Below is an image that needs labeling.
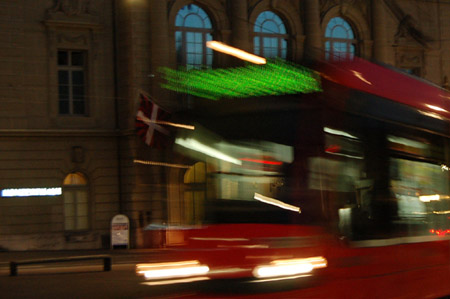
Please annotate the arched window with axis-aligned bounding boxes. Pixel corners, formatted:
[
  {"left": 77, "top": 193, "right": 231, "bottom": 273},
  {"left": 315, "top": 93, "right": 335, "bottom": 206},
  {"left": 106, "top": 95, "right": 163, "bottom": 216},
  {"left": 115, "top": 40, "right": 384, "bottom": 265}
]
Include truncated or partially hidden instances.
[
  {"left": 175, "top": 4, "right": 213, "bottom": 69},
  {"left": 63, "top": 172, "right": 89, "bottom": 231},
  {"left": 325, "top": 17, "right": 357, "bottom": 60},
  {"left": 254, "top": 11, "right": 288, "bottom": 59}
]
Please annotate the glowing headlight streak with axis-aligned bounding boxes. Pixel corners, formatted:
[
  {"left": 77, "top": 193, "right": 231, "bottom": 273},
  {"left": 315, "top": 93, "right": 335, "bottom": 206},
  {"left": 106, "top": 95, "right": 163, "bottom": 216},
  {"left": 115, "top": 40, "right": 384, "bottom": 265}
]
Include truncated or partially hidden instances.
[
  {"left": 1, "top": 187, "right": 62, "bottom": 197},
  {"left": 160, "top": 59, "right": 322, "bottom": 100},
  {"left": 136, "top": 260, "right": 209, "bottom": 280},
  {"left": 253, "top": 256, "right": 327, "bottom": 279},
  {"left": 175, "top": 138, "right": 242, "bottom": 165},
  {"left": 207, "top": 41, "right": 266, "bottom": 65},
  {"left": 254, "top": 192, "right": 301, "bottom": 213},
  {"left": 419, "top": 194, "right": 440, "bottom": 202}
]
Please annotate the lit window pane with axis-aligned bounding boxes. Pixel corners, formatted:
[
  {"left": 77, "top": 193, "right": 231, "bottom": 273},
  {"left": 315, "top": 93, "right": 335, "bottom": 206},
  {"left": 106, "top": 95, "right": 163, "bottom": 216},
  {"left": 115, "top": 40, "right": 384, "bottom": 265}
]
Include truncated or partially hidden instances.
[
  {"left": 65, "top": 217, "right": 75, "bottom": 230},
  {"left": 77, "top": 217, "right": 89, "bottom": 230},
  {"left": 254, "top": 11, "right": 288, "bottom": 58},
  {"left": 63, "top": 175, "right": 89, "bottom": 231},
  {"left": 325, "top": 17, "right": 356, "bottom": 60},
  {"left": 175, "top": 4, "right": 213, "bottom": 69}
]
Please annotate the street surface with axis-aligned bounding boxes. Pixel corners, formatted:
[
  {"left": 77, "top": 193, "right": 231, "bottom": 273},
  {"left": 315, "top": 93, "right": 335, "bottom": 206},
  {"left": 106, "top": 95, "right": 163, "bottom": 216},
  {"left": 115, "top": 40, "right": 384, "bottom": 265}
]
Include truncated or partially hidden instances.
[{"left": 0, "top": 249, "right": 201, "bottom": 299}]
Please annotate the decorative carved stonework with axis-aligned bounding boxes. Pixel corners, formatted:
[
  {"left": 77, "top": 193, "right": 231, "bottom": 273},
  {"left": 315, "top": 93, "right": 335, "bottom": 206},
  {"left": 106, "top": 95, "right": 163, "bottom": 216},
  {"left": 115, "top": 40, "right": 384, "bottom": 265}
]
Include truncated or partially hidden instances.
[
  {"left": 45, "top": 0, "right": 102, "bottom": 25},
  {"left": 320, "top": 0, "right": 369, "bottom": 21},
  {"left": 395, "top": 47, "right": 424, "bottom": 76},
  {"left": 57, "top": 32, "right": 88, "bottom": 45},
  {"left": 49, "top": 0, "right": 92, "bottom": 16},
  {"left": 394, "top": 15, "right": 428, "bottom": 47}
]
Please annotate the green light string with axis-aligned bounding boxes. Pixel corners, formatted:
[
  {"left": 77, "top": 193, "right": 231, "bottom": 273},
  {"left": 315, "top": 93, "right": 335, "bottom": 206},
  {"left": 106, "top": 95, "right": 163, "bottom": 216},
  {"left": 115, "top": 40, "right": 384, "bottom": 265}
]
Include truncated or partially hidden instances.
[{"left": 160, "top": 59, "right": 322, "bottom": 100}]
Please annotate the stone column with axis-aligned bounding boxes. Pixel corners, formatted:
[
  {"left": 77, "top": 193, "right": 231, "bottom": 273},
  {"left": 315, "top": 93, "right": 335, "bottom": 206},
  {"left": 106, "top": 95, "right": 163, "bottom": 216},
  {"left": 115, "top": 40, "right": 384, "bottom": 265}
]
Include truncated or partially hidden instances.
[
  {"left": 228, "top": 0, "right": 250, "bottom": 65},
  {"left": 372, "top": 0, "right": 388, "bottom": 62},
  {"left": 304, "top": 0, "right": 322, "bottom": 59},
  {"left": 149, "top": 0, "right": 172, "bottom": 107}
]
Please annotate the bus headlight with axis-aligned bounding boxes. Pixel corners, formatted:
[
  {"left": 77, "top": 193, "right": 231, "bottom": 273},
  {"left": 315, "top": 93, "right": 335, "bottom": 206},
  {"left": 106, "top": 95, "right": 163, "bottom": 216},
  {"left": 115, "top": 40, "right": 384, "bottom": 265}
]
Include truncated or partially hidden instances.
[{"left": 253, "top": 256, "right": 327, "bottom": 279}]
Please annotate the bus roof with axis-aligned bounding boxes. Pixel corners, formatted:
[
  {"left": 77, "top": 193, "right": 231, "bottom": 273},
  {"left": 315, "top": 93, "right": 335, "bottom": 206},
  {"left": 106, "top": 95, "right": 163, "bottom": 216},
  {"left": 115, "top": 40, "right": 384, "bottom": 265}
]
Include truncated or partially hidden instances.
[{"left": 315, "top": 58, "right": 450, "bottom": 120}]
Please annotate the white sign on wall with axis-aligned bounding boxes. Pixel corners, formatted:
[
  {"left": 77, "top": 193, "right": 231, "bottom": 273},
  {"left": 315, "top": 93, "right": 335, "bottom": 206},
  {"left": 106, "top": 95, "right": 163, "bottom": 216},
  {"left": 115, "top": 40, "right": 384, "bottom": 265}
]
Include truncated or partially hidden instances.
[
  {"left": 1, "top": 187, "right": 62, "bottom": 197},
  {"left": 111, "top": 214, "right": 130, "bottom": 249}
]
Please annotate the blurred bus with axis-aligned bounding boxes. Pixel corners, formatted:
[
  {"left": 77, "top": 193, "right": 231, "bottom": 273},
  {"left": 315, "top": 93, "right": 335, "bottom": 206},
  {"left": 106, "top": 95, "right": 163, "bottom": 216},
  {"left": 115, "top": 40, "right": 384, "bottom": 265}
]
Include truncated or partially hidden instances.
[{"left": 136, "top": 57, "right": 450, "bottom": 298}]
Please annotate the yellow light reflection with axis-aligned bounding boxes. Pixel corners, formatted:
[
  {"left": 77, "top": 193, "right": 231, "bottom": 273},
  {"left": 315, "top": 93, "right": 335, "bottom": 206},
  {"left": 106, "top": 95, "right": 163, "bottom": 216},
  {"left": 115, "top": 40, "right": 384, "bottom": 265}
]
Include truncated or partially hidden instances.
[
  {"left": 136, "top": 260, "right": 209, "bottom": 280},
  {"left": 206, "top": 41, "right": 266, "bottom": 65},
  {"left": 253, "top": 256, "right": 327, "bottom": 279}
]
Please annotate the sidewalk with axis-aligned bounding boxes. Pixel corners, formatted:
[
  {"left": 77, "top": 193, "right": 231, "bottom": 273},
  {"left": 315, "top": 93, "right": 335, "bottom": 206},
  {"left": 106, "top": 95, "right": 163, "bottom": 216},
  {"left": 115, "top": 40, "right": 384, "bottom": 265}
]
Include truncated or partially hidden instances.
[{"left": 0, "top": 248, "right": 173, "bottom": 268}]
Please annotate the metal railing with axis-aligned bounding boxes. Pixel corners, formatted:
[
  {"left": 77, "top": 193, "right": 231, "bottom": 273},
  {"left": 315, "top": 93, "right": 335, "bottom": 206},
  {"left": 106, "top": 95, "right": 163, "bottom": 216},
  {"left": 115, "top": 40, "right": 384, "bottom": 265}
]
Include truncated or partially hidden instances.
[{"left": 9, "top": 255, "right": 112, "bottom": 276}]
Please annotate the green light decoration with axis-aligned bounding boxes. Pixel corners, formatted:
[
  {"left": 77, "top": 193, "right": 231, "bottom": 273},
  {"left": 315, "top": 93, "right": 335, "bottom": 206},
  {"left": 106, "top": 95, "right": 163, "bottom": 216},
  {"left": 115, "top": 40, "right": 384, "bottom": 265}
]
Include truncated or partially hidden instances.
[{"left": 160, "top": 59, "right": 322, "bottom": 100}]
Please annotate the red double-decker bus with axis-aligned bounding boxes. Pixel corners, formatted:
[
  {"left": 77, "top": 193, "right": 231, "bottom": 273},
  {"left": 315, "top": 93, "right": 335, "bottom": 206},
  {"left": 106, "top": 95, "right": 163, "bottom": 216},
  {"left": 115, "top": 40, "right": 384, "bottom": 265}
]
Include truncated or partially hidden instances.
[{"left": 137, "top": 57, "right": 450, "bottom": 298}]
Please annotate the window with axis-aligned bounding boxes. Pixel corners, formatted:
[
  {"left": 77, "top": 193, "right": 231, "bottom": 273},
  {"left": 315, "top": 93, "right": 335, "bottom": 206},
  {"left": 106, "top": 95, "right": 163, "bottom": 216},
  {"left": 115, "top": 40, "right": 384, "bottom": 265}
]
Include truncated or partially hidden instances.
[
  {"left": 254, "top": 11, "right": 288, "bottom": 59},
  {"left": 63, "top": 172, "right": 89, "bottom": 231},
  {"left": 57, "top": 50, "right": 86, "bottom": 115},
  {"left": 175, "top": 4, "right": 213, "bottom": 69},
  {"left": 325, "top": 17, "right": 357, "bottom": 60}
]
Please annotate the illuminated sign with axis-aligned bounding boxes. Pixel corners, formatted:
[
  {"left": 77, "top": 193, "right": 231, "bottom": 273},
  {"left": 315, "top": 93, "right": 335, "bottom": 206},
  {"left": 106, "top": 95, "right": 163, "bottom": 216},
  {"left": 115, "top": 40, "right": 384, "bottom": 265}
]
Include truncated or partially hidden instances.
[
  {"left": 161, "top": 59, "right": 322, "bottom": 100},
  {"left": 1, "top": 187, "right": 62, "bottom": 197}
]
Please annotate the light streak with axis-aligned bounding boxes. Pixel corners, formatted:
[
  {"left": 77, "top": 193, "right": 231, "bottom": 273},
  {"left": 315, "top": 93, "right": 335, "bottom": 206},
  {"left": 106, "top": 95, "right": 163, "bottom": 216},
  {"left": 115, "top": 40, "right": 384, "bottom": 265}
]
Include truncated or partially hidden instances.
[
  {"left": 324, "top": 127, "right": 358, "bottom": 139},
  {"left": 141, "top": 277, "right": 209, "bottom": 286},
  {"left": 133, "top": 159, "right": 191, "bottom": 169},
  {"left": 136, "top": 260, "right": 209, "bottom": 280},
  {"left": 425, "top": 104, "right": 447, "bottom": 113},
  {"left": 206, "top": 41, "right": 266, "bottom": 64},
  {"left": 254, "top": 192, "right": 301, "bottom": 213},
  {"left": 351, "top": 70, "right": 372, "bottom": 85},
  {"left": 253, "top": 256, "right": 327, "bottom": 279},
  {"left": 137, "top": 110, "right": 195, "bottom": 130},
  {"left": 175, "top": 138, "right": 242, "bottom": 165},
  {"left": 239, "top": 158, "right": 283, "bottom": 165},
  {"left": 419, "top": 194, "right": 440, "bottom": 202}
]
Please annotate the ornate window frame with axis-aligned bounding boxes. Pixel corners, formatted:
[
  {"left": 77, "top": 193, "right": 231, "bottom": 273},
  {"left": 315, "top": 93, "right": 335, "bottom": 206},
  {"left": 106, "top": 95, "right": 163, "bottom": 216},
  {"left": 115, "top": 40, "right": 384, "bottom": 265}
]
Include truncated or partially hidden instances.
[{"left": 44, "top": 2, "right": 102, "bottom": 128}]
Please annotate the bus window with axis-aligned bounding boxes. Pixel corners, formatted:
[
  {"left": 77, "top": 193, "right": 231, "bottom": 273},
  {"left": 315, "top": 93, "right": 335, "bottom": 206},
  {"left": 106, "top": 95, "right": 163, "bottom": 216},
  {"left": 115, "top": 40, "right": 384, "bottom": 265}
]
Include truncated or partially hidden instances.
[{"left": 323, "top": 114, "right": 450, "bottom": 241}]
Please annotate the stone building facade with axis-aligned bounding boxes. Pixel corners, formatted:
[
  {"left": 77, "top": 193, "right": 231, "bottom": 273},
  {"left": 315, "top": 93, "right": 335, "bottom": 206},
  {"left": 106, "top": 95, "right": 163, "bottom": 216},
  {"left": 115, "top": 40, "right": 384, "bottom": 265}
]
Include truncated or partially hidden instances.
[{"left": 0, "top": 0, "right": 449, "bottom": 250}]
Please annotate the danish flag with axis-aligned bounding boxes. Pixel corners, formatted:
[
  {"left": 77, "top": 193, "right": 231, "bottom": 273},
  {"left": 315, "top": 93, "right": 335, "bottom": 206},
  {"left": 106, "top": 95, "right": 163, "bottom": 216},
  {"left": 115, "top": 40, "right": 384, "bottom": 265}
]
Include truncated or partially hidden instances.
[{"left": 135, "top": 92, "right": 171, "bottom": 147}]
